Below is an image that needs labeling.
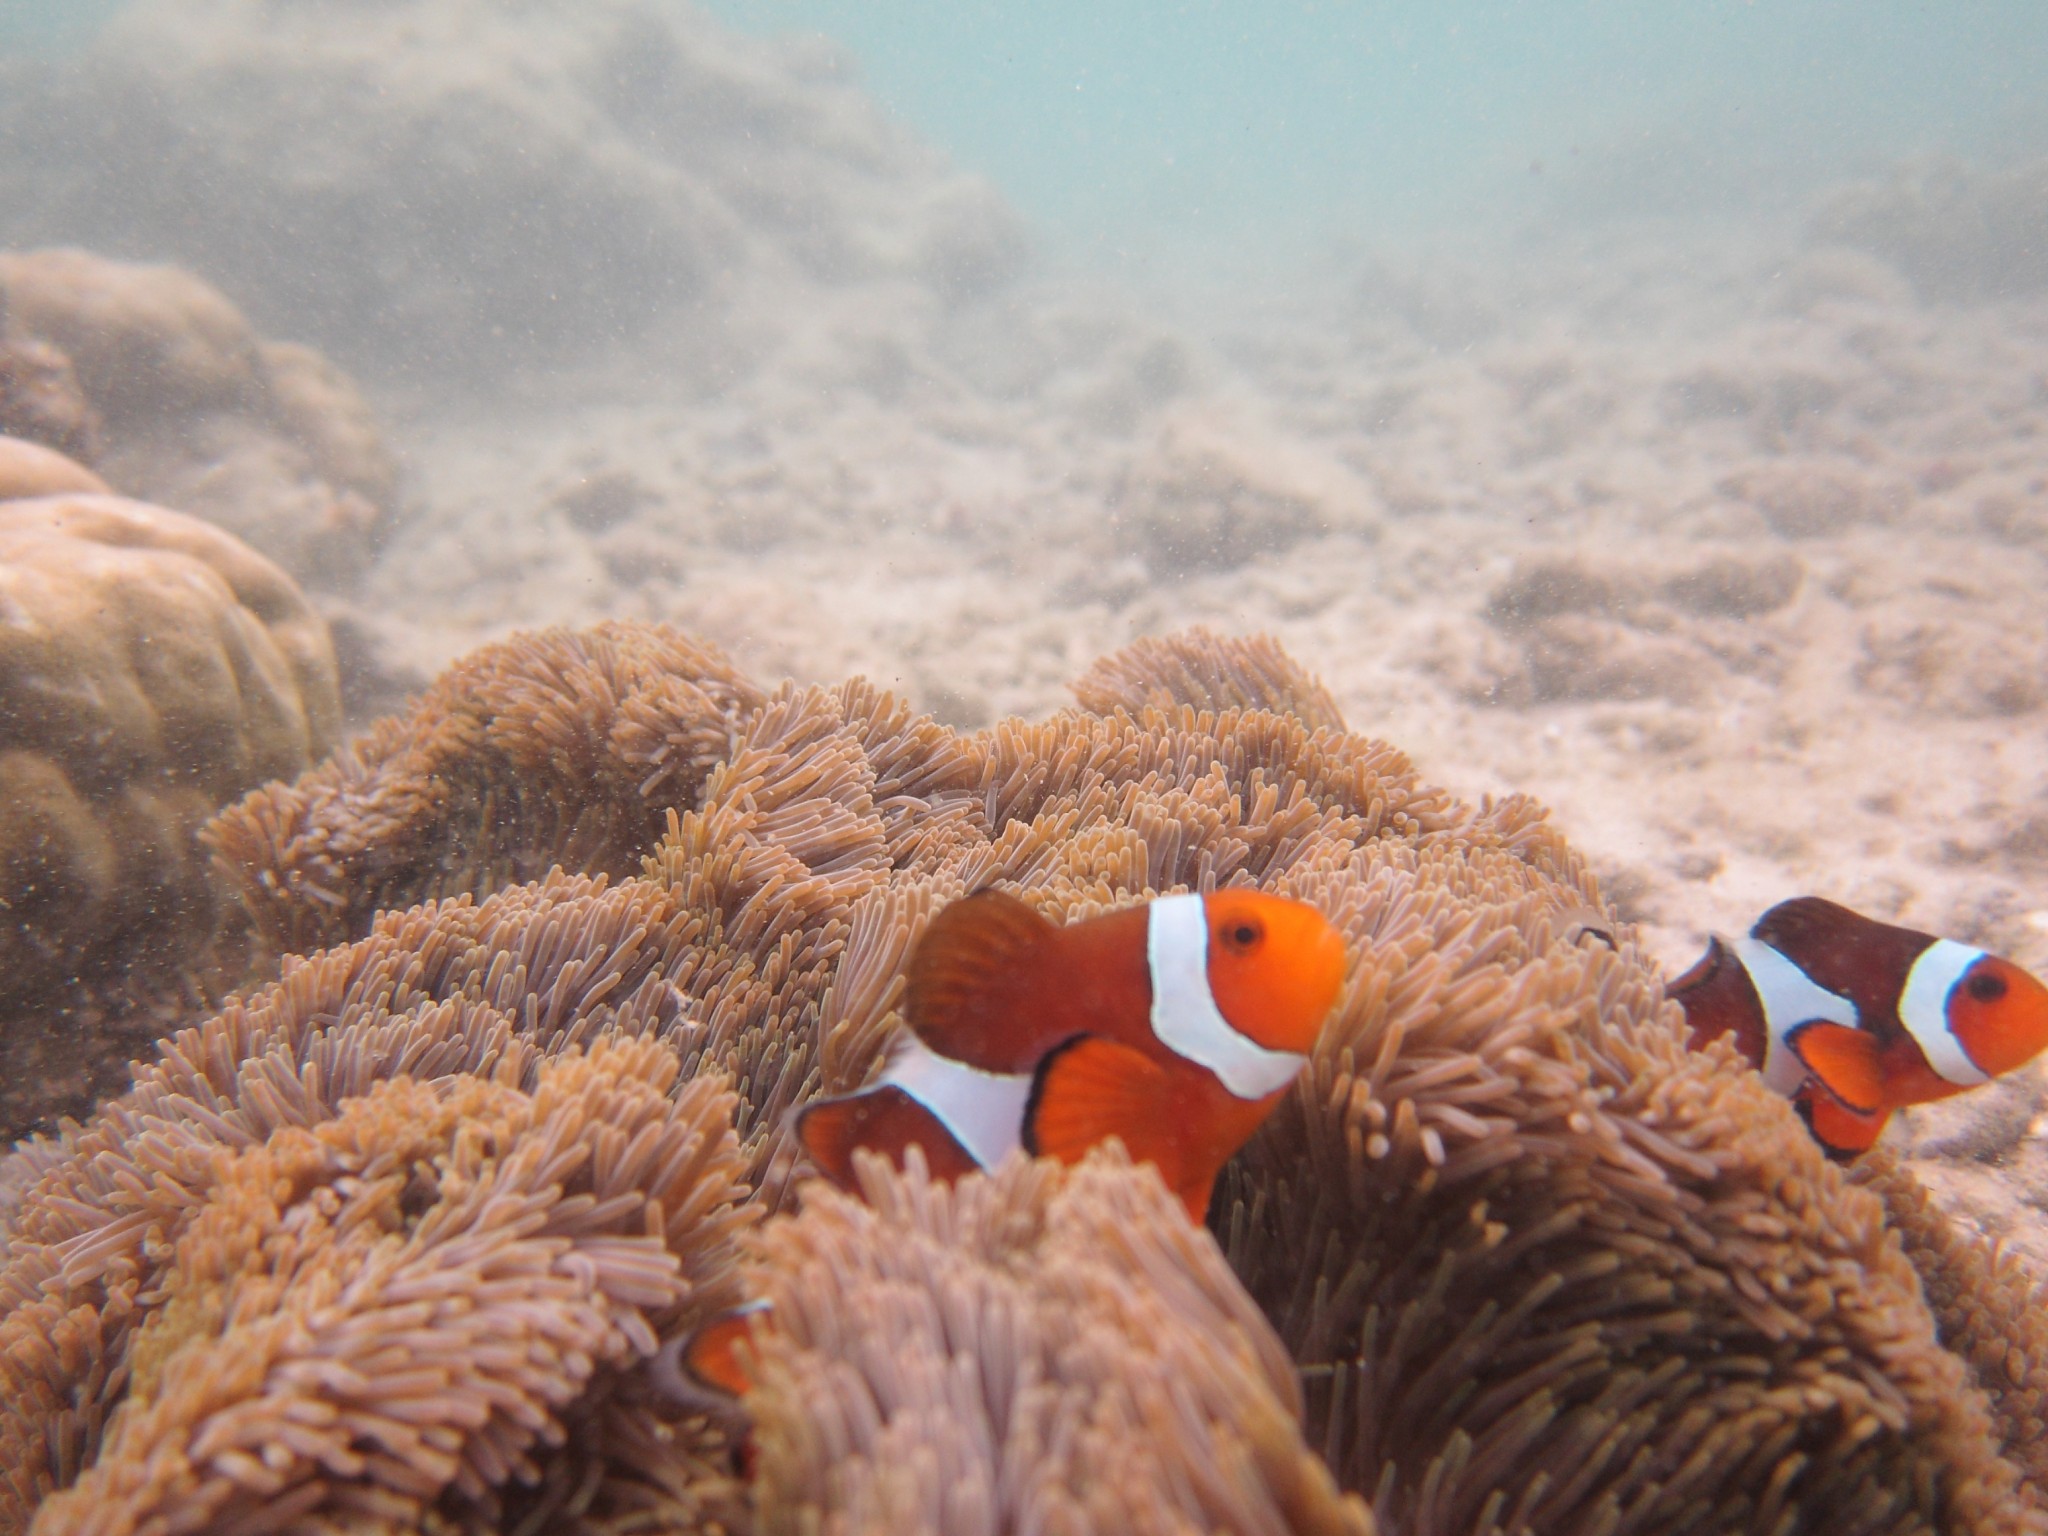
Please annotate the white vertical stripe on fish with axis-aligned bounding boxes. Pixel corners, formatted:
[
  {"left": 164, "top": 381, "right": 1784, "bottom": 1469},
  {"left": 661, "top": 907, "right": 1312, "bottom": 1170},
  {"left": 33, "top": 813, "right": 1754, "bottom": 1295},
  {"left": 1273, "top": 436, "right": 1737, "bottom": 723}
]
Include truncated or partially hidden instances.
[
  {"left": 1733, "top": 934, "right": 1860, "bottom": 1098},
  {"left": 884, "top": 1034, "right": 1034, "bottom": 1170},
  {"left": 1146, "top": 892, "right": 1307, "bottom": 1100},
  {"left": 1898, "top": 939, "right": 1992, "bottom": 1087}
]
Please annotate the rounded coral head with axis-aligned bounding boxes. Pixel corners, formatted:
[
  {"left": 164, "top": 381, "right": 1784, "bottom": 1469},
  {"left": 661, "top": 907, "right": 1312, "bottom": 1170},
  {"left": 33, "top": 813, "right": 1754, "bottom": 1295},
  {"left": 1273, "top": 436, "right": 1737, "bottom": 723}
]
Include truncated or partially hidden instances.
[
  {"left": 1201, "top": 890, "right": 1348, "bottom": 1055},
  {"left": 1949, "top": 953, "right": 2048, "bottom": 1079}
]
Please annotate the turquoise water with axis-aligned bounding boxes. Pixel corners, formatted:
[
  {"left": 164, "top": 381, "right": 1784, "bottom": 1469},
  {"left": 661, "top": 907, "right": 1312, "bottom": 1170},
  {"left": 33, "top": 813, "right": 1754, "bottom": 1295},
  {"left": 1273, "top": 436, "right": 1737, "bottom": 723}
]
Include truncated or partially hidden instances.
[
  {"left": 5, "top": 1, "right": 2044, "bottom": 269},
  {"left": 696, "top": 1, "right": 2048, "bottom": 262}
]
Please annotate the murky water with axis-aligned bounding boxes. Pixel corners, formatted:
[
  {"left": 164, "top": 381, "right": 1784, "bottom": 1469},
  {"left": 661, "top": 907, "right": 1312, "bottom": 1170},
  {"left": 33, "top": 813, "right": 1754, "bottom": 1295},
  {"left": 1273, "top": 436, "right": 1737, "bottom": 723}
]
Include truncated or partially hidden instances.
[{"left": 3, "top": 2, "right": 2048, "bottom": 1527}]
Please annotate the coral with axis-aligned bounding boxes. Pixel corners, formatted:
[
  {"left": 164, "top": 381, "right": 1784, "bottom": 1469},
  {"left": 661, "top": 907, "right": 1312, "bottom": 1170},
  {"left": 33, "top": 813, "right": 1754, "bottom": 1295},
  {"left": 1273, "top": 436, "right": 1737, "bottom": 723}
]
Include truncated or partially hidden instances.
[
  {"left": 0, "top": 326, "right": 98, "bottom": 463},
  {"left": 0, "top": 0, "right": 1027, "bottom": 377},
  {"left": 1463, "top": 551, "right": 1798, "bottom": 707},
  {"left": 0, "top": 435, "right": 107, "bottom": 500},
  {"left": 5, "top": 624, "right": 2041, "bottom": 1532},
  {"left": 741, "top": 1150, "right": 1372, "bottom": 1536},
  {"left": 1810, "top": 156, "right": 2048, "bottom": 302},
  {"left": 0, "top": 494, "right": 339, "bottom": 1127},
  {"left": 1109, "top": 408, "right": 1356, "bottom": 577},
  {"left": 0, "top": 249, "right": 398, "bottom": 582},
  {"left": 1718, "top": 460, "right": 1901, "bottom": 538}
]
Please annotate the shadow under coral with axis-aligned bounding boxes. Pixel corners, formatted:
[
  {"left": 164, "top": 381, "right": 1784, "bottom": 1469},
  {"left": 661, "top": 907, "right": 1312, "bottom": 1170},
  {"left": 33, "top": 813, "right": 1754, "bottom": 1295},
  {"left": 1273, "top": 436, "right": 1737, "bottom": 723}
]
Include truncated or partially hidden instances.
[{"left": 1, "top": 624, "right": 2041, "bottom": 1535}]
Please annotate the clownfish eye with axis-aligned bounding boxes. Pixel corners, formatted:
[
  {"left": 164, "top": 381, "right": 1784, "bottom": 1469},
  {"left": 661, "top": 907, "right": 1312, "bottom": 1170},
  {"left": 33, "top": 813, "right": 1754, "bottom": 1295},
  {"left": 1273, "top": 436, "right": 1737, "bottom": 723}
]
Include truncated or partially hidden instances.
[
  {"left": 1219, "top": 917, "right": 1264, "bottom": 952},
  {"left": 1966, "top": 969, "right": 2009, "bottom": 1004}
]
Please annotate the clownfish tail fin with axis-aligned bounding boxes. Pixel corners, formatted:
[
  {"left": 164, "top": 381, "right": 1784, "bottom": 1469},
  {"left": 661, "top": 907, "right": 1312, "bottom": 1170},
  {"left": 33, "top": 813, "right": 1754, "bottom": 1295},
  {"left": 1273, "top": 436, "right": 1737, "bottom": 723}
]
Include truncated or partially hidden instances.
[
  {"left": 797, "top": 1084, "right": 984, "bottom": 1190},
  {"left": 1670, "top": 935, "right": 1767, "bottom": 1067}
]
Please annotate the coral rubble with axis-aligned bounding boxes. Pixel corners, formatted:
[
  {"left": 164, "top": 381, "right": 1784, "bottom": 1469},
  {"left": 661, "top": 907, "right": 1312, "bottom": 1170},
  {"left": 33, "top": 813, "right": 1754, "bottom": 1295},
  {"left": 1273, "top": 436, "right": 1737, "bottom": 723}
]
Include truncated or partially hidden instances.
[
  {"left": 2, "top": 626, "right": 2041, "bottom": 1533},
  {"left": 0, "top": 493, "right": 339, "bottom": 1132},
  {"left": 0, "top": 249, "right": 397, "bottom": 582}
]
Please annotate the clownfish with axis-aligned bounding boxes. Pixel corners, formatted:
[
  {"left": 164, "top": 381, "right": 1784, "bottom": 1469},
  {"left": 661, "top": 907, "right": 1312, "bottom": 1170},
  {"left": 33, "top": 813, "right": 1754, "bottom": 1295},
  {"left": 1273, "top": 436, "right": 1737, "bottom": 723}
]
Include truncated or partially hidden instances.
[
  {"left": 650, "top": 1299, "right": 773, "bottom": 1472},
  {"left": 798, "top": 887, "right": 1348, "bottom": 1221},
  {"left": 1672, "top": 896, "right": 2048, "bottom": 1157}
]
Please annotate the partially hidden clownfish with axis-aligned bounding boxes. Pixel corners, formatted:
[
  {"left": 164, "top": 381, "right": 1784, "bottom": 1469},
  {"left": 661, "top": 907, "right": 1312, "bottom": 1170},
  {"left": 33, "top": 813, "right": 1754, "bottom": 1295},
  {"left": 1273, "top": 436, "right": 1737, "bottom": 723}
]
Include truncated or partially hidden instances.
[
  {"left": 650, "top": 1299, "right": 772, "bottom": 1472},
  {"left": 797, "top": 886, "right": 1349, "bottom": 1222},
  {"left": 1672, "top": 896, "right": 2048, "bottom": 1158}
]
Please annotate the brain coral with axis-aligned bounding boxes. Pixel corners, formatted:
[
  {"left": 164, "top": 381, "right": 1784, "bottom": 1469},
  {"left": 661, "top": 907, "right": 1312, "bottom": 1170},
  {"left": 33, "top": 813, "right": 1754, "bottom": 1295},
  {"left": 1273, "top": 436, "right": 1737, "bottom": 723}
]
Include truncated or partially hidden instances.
[
  {"left": 0, "top": 248, "right": 398, "bottom": 582},
  {"left": 0, "top": 495, "right": 340, "bottom": 1122},
  {"left": 1, "top": 624, "right": 2040, "bottom": 1533},
  {"left": 0, "top": 434, "right": 108, "bottom": 501}
]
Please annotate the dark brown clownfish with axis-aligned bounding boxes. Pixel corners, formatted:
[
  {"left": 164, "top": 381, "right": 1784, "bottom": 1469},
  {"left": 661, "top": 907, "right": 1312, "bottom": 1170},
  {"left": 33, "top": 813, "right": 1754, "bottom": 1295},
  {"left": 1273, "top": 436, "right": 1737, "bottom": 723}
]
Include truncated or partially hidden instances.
[
  {"left": 798, "top": 887, "right": 1348, "bottom": 1222},
  {"left": 1672, "top": 896, "right": 2048, "bottom": 1157}
]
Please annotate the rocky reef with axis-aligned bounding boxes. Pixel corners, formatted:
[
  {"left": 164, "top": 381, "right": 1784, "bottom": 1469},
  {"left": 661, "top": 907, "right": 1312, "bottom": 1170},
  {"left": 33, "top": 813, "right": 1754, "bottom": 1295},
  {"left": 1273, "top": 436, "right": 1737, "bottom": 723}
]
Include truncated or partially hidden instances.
[
  {"left": 0, "top": 485, "right": 339, "bottom": 1134},
  {"left": 0, "top": 248, "right": 397, "bottom": 585},
  {"left": 0, "top": 0, "right": 1027, "bottom": 381},
  {"left": 0, "top": 626, "right": 2040, "bottom": 1534}
]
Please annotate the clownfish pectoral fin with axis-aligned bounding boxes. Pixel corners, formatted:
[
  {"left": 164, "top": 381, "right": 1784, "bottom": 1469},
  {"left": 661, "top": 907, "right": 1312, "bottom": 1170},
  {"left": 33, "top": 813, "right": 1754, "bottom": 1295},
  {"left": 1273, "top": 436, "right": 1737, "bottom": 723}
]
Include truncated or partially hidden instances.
[
  {"left": 904, "top": 889, "right": 1065, "bottom": 1071},
  {"left": 797, "top": 1084, "right": 984, "bottom": 1191},
  {"left": 1785, "top": 1021, "right": 1887, "bottom": 1116},
  {"left": 1799, "top": 1090, "right": 1890, "bottom": 1160},
  {"left": 1024, "top": 1033, "right": 1184, "bottom": 1183}
]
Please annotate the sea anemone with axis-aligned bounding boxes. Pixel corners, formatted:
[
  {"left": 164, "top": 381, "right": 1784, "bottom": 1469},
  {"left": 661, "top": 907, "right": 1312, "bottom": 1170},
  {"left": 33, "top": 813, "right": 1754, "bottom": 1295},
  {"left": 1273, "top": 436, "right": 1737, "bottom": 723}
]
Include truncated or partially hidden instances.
[{"left": 2, "top": 624, "right": 2037, "bottom": 1533}]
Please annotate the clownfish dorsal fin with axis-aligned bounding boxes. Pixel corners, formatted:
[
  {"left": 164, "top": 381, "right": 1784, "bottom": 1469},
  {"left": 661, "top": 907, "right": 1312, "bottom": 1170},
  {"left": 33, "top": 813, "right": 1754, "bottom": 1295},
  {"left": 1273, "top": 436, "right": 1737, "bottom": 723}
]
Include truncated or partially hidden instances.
[
  {"left": 1786, "top": 1021, "right": 1886, "bottom": 1116},
  {"left": 1751, "top": 896, "right": 1932, "bottom": 1012},
  {"left": 1801, "top": 1092, "right": 1890, "bottom": 1159},
  {"left": 1024, "top": 1034, "right": 1201, "bottom": 1212},
  {"left": 904, "top": 889, "right": 1067, "bottom": 1072}
]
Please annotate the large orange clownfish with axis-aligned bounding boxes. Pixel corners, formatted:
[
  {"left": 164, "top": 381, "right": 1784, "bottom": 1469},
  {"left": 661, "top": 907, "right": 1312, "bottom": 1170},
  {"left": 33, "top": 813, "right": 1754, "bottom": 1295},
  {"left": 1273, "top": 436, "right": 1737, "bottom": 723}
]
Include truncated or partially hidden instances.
[
  {"left": 798, "top": 887, "right": 1348, "bottom": 1221},
  {"left": 1673, "top": 896, "right": 2048, "bottom": 1157}
]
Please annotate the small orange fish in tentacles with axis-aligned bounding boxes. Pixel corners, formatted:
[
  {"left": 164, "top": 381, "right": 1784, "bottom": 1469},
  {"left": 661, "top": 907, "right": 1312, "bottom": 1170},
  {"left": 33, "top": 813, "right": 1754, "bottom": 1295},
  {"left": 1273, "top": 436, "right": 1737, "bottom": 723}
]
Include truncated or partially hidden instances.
[
  {"left": 654, "top": 887, "right": 1347, "bottom": 1431},
  {"left": 650, "top": 1299, "right": 772, "bottom": 1473},
  {"left": 798, "top": 886, "right": 1350, "bottom": 1222},
  {"left": 1673, "top": 895, "right": 2048, "bottom": 1157}
]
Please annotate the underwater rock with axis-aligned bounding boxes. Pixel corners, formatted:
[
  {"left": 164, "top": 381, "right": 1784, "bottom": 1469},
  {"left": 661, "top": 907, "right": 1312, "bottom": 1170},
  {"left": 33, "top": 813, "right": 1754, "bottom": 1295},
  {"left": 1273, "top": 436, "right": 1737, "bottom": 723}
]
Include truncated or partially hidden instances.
[
  {"left": 0, "top": 0, "right": 1028, "bottom": 379},
  {"left": 0, "top": 494, "right": 338, "bottom": 1130},
  {"left": 3, "top": 625, "right": 2041, "bottom": 1532},
  {"left": 1470, "top": 550, "right": 1798, "bottom": 707},
  {"left": 1110, "top": 408, "right": 1356, "bottom": 577},
  {"left": 0, "top": 249, "right": 398, "bottom": 583},
  {"left": 1811, "top": 156, "right": 2048, "bottom": 303},
  {"left": 0, "top": 332, "right": 97, "bottom": 464},
  {"left": 0, "top": 435, "right": 107, "bottom": 500}
]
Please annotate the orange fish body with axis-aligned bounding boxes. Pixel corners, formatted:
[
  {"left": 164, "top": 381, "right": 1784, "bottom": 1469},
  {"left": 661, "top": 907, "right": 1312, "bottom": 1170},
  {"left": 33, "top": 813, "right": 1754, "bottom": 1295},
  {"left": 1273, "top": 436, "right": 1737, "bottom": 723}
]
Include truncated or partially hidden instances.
[
  {"left": 799, "top": 888, "right": 1348, "bottom": 1220},
  {"left": 652, "top": 1299, "right": 774, "bottom": 1474},
  {"left": 1673, "top": 896, "right": 2048, "bottom": 1156}
]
